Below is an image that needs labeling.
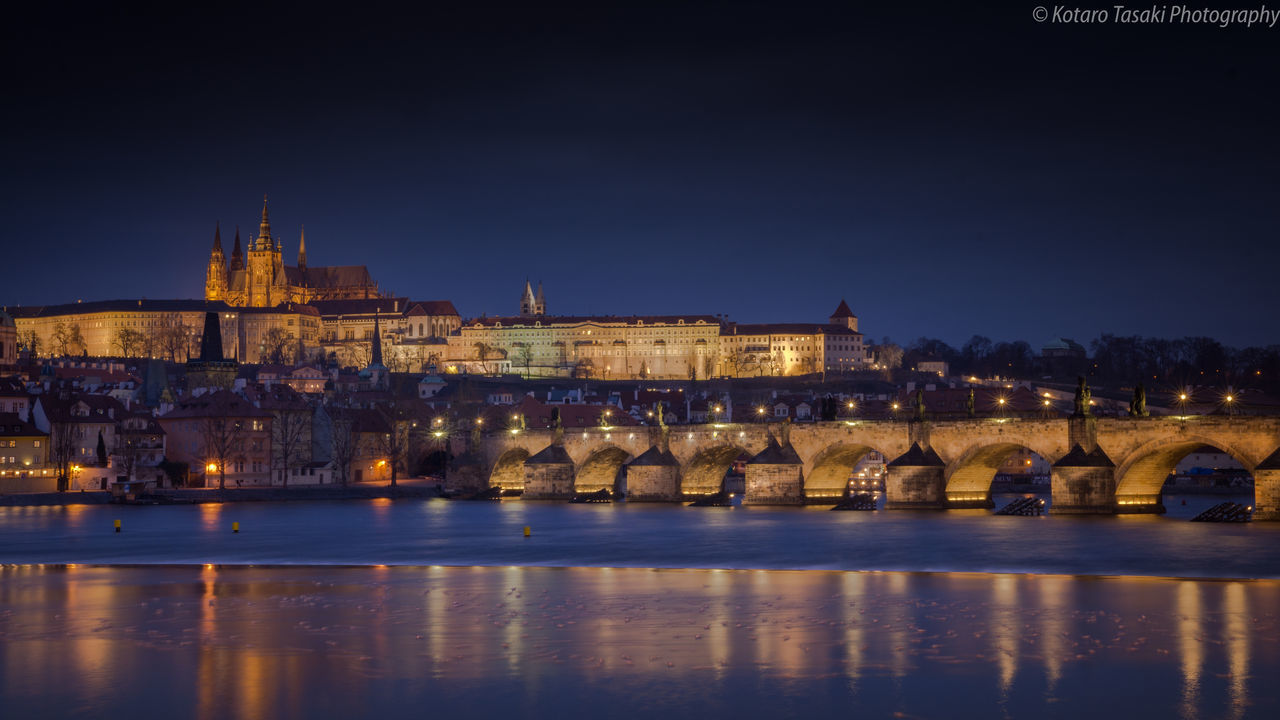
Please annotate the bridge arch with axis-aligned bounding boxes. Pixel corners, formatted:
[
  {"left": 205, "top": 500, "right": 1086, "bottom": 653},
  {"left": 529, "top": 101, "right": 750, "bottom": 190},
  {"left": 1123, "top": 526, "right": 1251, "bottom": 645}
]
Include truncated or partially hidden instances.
[
  {"left": 1114, "top": 436, "right": 1257, "bottom": 501},
  {"left": 944, "top": 442, "right": 1057, "bottom": 504},
  {"left": 682, "top": 444, "right": 748, "bottom": 496},
  {"left": 575, "top": 445, "right": 632, "bottom": 494},
  {"left": 490, "top": 448, "right": 531, "bottom": 492},
  {"left": 805, "top": 443, "right": 889, "bottom": 498}
]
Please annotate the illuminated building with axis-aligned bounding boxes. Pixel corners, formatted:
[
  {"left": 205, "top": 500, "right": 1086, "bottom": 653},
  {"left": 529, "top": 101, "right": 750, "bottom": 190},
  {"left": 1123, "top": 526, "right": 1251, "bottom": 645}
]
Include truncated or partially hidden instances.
[{"left": 205, "top": 197, "right": 381, "bottom": 307}]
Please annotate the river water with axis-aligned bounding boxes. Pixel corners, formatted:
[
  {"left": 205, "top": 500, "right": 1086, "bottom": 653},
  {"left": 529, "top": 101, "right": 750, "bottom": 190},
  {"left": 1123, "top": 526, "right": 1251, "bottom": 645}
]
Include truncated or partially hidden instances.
[
  {"left": 0, "top": 493, "right": 1275, "bottom": 578},
  {"left": 1, "top": 493, "right": 1277, "bottom": 718}
]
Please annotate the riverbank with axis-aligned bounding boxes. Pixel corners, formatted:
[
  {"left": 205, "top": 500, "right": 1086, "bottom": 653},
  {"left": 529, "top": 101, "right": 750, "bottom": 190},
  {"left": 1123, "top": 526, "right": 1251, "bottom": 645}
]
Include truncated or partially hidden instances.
[{"left": 0, "top": 482, "right": 443, "bottom": 506}]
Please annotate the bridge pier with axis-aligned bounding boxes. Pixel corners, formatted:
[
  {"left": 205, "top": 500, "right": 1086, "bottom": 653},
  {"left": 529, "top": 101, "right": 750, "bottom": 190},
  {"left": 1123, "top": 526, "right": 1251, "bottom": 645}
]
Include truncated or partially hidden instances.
[
  {"left": 625, "top": 446, "right": 682, "bottom": 502},
  {"left": 885, "top": 443, "right": 947, "bottom": 510},
  {"left": 444, "top": 456, "right": 489, "bottom": 493},
  {"left": 1255, "top": 450, "right": 1280, "bottom": 520},
  {"left": 1050, "top": 444, "right": 1124, "bottom": 515},
  {"left": 523, "top": 444, "right": 575, "bottom": 500},
  {"left": 744, "top": 438, "right": 804, "bottom": 505}
]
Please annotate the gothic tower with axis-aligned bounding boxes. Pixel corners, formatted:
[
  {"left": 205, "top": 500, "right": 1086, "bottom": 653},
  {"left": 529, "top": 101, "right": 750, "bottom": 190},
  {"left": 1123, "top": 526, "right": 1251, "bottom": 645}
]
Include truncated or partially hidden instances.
[
  {"left": 246, "top": 195, "right": 284, "bottom": 307},
  {"left": 298, "top": 224, "right": 307, "bottom": 271},
  {"left": 520, "top": 279, "right": 536, "bottom": 316},
  {"left": 829, "top": 299, "right": 857, "bottom": 332},
  {"left": 205, "top": 223, "right": 227, "bottom": 301},
  {"left": 229, "top": 225, "right": 244, "bottom": 271},
  {"left": 535, "top": 281, "right": 546, "bottom": 316}
]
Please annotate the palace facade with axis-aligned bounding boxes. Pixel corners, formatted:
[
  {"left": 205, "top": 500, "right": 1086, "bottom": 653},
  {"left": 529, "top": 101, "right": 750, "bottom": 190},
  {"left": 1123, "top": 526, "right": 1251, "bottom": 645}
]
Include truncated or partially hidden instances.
[
  {"left": 8, "top": 299, "right": 320, "bottom": 365},
  {"left": 205, "top": 197, "right": 381, "bottom": 307},
  {"left": 441, "top": 284, "right": 866, "bottom": 379}
]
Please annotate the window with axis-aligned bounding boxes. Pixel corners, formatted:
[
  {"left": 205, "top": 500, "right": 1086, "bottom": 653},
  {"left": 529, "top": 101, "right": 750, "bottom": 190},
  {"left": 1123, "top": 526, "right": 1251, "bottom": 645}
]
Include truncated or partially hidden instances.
[{"left": 33, "top": 440, "right": 40, "bottom": 448}]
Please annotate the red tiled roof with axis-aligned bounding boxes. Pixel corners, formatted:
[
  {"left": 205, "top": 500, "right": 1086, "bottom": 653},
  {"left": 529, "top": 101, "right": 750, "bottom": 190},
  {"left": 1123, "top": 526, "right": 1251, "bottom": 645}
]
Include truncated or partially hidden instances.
[
  {"left": 0, "top": 413, "right": 44, "bottom": 437},
  {"left": 830, "top": 299, "right": 856, "bottom": 319},
  {"left": 161, "top": 390, "right": 273, "bottom": 419}
]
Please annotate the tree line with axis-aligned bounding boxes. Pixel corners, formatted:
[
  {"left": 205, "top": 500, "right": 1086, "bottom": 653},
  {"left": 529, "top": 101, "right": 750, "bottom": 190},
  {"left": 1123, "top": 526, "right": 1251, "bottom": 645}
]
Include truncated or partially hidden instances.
[{"left": 886, "top": 334, "right": 1280, "bottom": 391}]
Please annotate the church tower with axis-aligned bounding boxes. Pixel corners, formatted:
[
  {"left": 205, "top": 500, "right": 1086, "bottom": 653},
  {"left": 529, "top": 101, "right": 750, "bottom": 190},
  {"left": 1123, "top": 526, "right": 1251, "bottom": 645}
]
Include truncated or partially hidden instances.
[
  {"left": 829, "top": 299, "right": 858, "bottom": 332},
  {"left": 205, "top": 223, "right": 227, "bottom": 301},
  {"left": 229, "top": 225, "right": 244, "bottom": 271},
  {"left": 520, "top": 280, "right": 536, "bottom": 316},
  {"left": 520, "top": 280, "right": 546, "bottom": 317},
  {"left": 298, "top": 224, "right": 307, "bottom": 271},
  {"left": 246, "top": 195, "right": 284, "bottom": 307}
]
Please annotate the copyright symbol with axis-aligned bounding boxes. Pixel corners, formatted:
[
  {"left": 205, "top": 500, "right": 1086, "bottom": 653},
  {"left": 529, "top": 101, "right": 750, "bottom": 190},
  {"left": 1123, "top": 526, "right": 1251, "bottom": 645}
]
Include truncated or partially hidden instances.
[{"left": 1033, "top": 6, "right": 1048, "bottom": 21}]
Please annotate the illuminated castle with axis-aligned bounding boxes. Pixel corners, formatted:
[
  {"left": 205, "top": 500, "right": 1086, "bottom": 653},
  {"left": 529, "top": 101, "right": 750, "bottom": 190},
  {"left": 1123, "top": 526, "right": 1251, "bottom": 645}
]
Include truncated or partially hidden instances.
[{"left": 205, "top": 197, "right": 381, "bottom": 307}]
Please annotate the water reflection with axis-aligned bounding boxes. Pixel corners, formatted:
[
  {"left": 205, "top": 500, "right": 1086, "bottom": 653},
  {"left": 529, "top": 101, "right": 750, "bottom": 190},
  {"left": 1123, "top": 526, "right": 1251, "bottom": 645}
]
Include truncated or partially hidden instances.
[
  {"left": 1178, "top": 582, "right": 1202, "bottom": 719},
  {"left": 0, "top": 566, "right": 1275, "bottom": 719},
  {"left": 1224, "top": 582, "right": 1250, "bottom": 719}
]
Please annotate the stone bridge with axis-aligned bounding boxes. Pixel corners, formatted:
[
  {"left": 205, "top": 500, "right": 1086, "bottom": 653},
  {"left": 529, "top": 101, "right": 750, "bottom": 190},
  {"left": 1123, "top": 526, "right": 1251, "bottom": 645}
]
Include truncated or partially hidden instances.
[{"left": 445, "top": 416, "right": 1280, "bottom": 519}]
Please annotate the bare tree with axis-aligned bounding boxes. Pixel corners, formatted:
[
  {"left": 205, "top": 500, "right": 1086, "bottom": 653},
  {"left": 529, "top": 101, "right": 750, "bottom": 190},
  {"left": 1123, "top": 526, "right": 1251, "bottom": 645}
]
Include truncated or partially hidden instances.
[
  {"left": 329, "top": 413, "right": 360, "bottom": 487},
  {"left": 337, "top": 342, "right": 371, "bottom": 369},
  {"left": 200, "top": 416, "right": 243, "bottom": 490},
  {"left": 114, "top": 429, "right": 143, "bottom": 481},
  {"left": 384, "top": 345, "right": 412, "bottom": 373},
  {"left": 51, "top": 322, "right": 72, "bottom": 356},
  {"left": 50, "top": 422, "right": 77, "bottom": 492},
  {"left": 515, "top": 343, "right": 533, "bottom": 377},
  {"left": 271, "top": 407, "right": 310, "bottom": 489},
  {"left": 372, "top": 404, "right": 410, "bottom": 488},
  {"left": 473, "top": 342, "right": 497, "bottom": 374},
  {"left": 151, "top": 315, "right": 194, "bottom": 362},
  {"left": 114, "top": 327, "right": 146, "bottom": 358},
  {"left": 17, "top": 330, "right": 41, "bottom": 358},
  {"left": 261, "top": 326, "right": 296, "bottom": 365}
]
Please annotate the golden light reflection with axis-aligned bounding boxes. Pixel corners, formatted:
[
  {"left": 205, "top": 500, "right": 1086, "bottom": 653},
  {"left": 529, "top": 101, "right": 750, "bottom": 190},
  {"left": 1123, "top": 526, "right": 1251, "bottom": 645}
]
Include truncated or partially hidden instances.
[
  {"left": 1037, "top": 575, "right": 1068, "bottom": 692},
  {"left": 1, "top": 565, "right": 1277, "bottom": 718},
  {"left": 841, "top": 572, "right": 866, "bottom": 685},
  {"left": 199, "top": 503, "right": 223, "bottom": 531},
  {"left": 991, "top": 574, "right": 1019, "bottom": 694},
  {"left": 1223, "top": 582, "right": 1249, "bottom": 719},
  {"left": 1177, "top": 582, "right": 1202, "bottom": 720}
]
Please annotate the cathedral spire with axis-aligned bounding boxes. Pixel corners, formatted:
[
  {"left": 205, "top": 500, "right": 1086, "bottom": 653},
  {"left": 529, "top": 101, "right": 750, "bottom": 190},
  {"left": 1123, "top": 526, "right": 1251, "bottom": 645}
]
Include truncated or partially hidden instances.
[
  {"left": 371, "top": 310, "right": 383, "bottom": 367},
  {"left": 258, "top": 194, "right": 272, "bottom": 249},
  {"left": 230, "top": 226, "right": 244, "bottom": 271},
  {"left": 212, "top": 222, "right": 223, "bottom": 253},
  {"left": 298, "top": 224, "right": 307, "bottom": 269},
  {"left": 520, "top": 279, "right": 536, "bottom": 316}
]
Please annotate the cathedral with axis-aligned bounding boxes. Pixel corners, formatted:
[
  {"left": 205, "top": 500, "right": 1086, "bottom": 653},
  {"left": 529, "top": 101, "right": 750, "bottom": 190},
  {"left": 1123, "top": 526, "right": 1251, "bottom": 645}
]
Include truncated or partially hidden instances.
[{"left": 205, "top": 197, "right": 381, "bottom": 307}]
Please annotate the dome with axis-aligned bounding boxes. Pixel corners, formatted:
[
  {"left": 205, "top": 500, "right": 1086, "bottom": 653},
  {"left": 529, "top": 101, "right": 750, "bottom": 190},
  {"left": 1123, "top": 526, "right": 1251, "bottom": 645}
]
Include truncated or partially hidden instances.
[{"left": 0, "top": 310, "right": 15, "bottom": 328}]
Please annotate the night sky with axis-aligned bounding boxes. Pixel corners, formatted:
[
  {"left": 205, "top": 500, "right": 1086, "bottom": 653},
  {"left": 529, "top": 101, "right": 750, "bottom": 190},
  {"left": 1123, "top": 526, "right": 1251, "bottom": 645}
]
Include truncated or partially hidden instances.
[{"left": 4, "top": 2, "right": 1278, "bottom": 348}]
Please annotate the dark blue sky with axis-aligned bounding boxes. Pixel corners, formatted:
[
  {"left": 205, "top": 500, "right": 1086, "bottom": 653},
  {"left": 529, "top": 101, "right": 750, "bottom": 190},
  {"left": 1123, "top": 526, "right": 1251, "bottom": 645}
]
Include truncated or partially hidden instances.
[{"left": 3, "top": 2, "right": 1278, "bottom": 348}]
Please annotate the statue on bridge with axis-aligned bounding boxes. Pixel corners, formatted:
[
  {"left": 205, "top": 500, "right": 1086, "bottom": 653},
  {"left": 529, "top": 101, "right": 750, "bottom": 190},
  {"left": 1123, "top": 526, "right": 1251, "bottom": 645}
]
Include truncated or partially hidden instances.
[
  {"left": 656, "top": 403, "right": 666, "bottom": 429},
  {"left": 1129, "top": 383, "right": 1148, "bottom": 417},
  {"left": 1074, "top": 376, "right": 1093, "bottom": 417},
  {"left": 966, "top": 388, "right": 975, "bottom": 418},
  {"left": 550, "top": 407, "right": 564, "bottom": 442},
  {"left": 914, "top": 387, "right": 926, "bottom": 422}
]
